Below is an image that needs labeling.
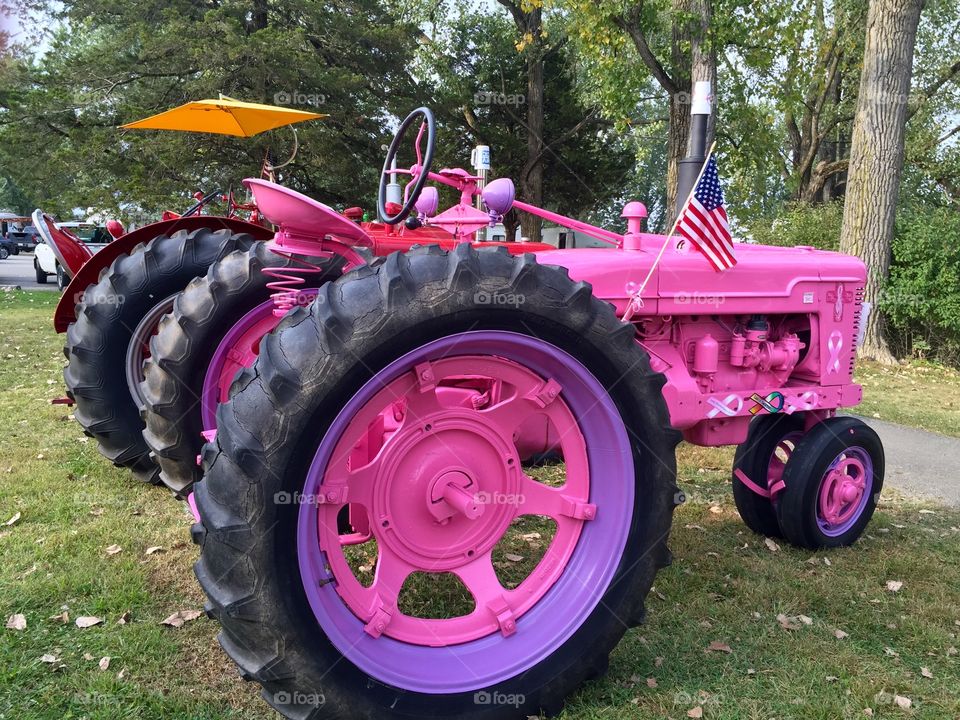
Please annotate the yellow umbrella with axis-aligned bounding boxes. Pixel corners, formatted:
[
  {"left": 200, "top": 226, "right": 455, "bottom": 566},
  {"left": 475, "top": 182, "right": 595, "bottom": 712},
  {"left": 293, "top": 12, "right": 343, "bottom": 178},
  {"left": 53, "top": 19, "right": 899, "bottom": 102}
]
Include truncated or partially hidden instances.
[{"left": 121, "top": 97, "right": 327, "bottom": 137}]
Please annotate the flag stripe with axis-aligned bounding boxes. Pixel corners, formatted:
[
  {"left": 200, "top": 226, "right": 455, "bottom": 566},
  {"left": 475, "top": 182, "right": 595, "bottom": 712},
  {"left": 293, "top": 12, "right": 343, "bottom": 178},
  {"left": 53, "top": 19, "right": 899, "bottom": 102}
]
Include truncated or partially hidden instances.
[
  {"left": 687, "top": 201, "right": 735, "bottom": 267},
  {"left": 674, "top": 156, "right": 736, "bottom": 272}
]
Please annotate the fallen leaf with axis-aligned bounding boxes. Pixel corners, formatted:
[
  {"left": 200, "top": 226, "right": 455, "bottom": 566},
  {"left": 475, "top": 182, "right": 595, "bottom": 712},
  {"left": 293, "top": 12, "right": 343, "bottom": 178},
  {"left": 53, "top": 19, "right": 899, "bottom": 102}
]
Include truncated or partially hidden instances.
[
  {"left": 948, "top": 647, "right": 958, "bottom": 657},
  {"left": 76, "top": 616, "right": 103, "bottom": 628},
  {"left": 884, "top": 647, "right": 899, "bottom": 657},
  {"left": 746, "top": 668, "right": 756, "bottom": 675},
  {"left": 654, "top": 656, "right": 664, "bottom": 667},
  {"left": 116, "top": 611, "right": 130, "bottom": 625},
  {"left": 893, "top": 695, "right": 911, "bottom": 709},
  {"left": 82, "top": 652, "right": 94, "bottom": 661},
  {"left": 105, "top": 544, "right": 122, "bottom": 556},
  {"left": 777, "top": 614, "right": 802, "bottom": 631},
  {"left": 886, "top": 580, "right": 903, "bottom": 592},
  {"left": 160, "top": 609, "right": 202, "bottom": 628},
  {"left": 864, "top": 709, "right": 874, "bottom": 717},
  {"left": 798, "top": 614, "right": 813, "bottom": 625},
  {"left": 834, "top": 628, "right": 849, "bottom": 639},
  {"left": 823, "top": 557, "right": 832, "bottom": 566},
  {"left": 144, "top": 546, "right": 164, "bottom": 556},
  {"left": 921, "top": 666, "right": 933, "bottom": 678},
  {"left": 98, "top": 657, "right": 110, "bottom": 671},
  {"left": 35, "top": 453, "right": 44, "bottom": 460},
  {"left": 48, "top": 612, "right": 69, "bottom": 624},
  {"left": 6, "top": 614, "right": 26, "bottom": 631},
  {"left": 709, "top": 505, "right": 722, "bottom": 514},
  {"left": 40, "top": 654, "right": 58, "bottom": 663},
  {"left": 687, "top": 707, "right": 703, "bottom": 719},
  {"left": 706, "top": 640, "right": 732, "bottom": 654},
  {"left": 918, "top": 509, "right": 935, "bottom": 515},
  {"left": 504, "top": 553, "right": 524, "bottom": 562},
  {"left": 646, "top": 677, "right": 657, "bottom": 688},
  {"left": 117, "top": 668, "right": 126, "bottom": 680},
  {"left": 764, "top": 538, "right": 780, "bottom": 552},
  {"left": 826, "top": 675, "right": 839, "bottom": 682},
  {"left": 4, "top": 512, "right": 20, "bottom": 526}
]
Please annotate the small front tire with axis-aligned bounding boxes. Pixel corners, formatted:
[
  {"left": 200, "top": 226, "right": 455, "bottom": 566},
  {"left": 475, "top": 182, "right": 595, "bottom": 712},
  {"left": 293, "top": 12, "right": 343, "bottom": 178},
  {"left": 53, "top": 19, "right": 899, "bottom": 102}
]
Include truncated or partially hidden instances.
[{"left": 776, "top": 416, "right": 884, "bottom": 549}]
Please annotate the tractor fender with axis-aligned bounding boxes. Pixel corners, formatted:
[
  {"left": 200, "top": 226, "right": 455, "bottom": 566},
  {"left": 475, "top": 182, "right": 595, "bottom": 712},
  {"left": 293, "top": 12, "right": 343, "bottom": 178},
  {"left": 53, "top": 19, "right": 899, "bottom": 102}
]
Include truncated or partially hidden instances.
[{"left": 54, "top": 216, "right": 273, "bottom": 332}]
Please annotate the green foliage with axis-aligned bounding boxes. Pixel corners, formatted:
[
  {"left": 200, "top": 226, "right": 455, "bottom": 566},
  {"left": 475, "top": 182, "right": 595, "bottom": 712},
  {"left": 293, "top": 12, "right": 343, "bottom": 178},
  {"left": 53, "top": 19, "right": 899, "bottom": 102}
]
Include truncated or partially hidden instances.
[
  {"left": 883, "top": 207, "right": 960, "bottom": 364},
  {"left": 739, "top": 201, "right": 844, "bottom": 251}
]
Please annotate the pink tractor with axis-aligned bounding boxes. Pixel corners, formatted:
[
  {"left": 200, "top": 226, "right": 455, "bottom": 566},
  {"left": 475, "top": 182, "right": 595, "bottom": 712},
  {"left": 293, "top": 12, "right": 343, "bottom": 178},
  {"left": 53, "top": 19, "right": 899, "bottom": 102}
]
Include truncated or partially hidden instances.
[
  {"left": 35, "top": 166, "right": 550, "bottom": 487},
  {"left": 183, "top": 108, "right": 883, "bottom": 719}
]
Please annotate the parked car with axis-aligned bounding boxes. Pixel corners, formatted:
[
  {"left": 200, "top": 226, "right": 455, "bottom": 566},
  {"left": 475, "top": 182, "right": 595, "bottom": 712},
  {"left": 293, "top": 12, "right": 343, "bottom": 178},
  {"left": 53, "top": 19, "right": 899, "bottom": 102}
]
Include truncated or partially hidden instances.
[
  {"left": 35, "top": 221, "right": 113, "bottom": 289},
  {"left": 7, "top": 225, "right": 39, "bottom": 252},
  {"left": 0, "top": 236, "right": 15, "bottom": 260}
]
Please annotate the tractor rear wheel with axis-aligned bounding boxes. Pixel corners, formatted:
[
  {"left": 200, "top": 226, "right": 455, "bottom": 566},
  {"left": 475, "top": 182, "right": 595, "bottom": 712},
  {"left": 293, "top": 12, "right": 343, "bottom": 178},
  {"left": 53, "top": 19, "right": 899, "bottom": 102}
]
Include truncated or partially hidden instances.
[
  {"left": 193, "top": 245, "right": 681, "bottom": 719},
  {"left": 64, "top": 227, "right": 256, "bottom": 484},
  {"left": 141, "top": 242, "right": 359, "bottom": 496}
]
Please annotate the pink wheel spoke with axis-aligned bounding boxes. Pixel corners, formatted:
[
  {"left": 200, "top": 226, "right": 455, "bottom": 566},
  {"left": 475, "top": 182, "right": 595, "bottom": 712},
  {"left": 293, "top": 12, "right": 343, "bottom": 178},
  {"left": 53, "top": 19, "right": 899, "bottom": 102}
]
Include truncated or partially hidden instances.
[
  {"left": 359, "top": 545, "right": 416, "bottom": 638},
  {"left": 454, "top": 551, "right": 505, "bottom": 609},
  {"left": 514, "top": 474, "right": 595, "bottom": 522},
  {"left": 479, "top": 389, "right": 543, "bottom": 434},
  {"left": 403, "top": 386, "right": 445, "bottom": 424}
]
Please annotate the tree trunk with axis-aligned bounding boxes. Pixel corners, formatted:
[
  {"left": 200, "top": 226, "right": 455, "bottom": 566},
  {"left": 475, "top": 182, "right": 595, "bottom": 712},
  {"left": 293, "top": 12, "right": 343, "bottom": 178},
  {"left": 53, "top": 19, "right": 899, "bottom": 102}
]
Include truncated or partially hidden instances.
[
  {"left": 666, "top": 94, "right": 690, "bottom": 217},
  {"left": 840, "top": 0, "right": 924, "bottom": 364},
  {"left": 519, "top": 7, "right": 545, "bottom": 242}
]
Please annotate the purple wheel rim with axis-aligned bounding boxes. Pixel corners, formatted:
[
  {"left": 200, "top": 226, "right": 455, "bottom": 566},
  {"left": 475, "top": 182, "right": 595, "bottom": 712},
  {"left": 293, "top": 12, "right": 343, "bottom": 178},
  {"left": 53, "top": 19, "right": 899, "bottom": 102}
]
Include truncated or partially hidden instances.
[
  {"left": 816, "top": 446, "right": 873, "bottom": 537},
  {"left": 296, "top": 331, "right": 635, "bottom": 693}
]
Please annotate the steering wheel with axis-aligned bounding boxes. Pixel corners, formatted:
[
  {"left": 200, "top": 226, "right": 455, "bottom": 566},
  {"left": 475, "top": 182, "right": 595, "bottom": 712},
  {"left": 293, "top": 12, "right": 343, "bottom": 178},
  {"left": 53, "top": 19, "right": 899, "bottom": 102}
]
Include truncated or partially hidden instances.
[
  {"left": 181, "top": 189, "right": 221, "bottom": 218},
  {"left": 377, "top": 107, "right": 436, "bottom": 225}
]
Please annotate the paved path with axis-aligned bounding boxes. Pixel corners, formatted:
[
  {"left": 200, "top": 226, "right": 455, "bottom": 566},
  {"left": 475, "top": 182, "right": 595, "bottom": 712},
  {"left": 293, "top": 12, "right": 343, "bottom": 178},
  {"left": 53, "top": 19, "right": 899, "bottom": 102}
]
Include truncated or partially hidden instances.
[
  {"left": 854, "top": 416, "right": 960, "bottom": 507},
  {"left": 0, "top": 253, "right": 59, "bottom": 291}
]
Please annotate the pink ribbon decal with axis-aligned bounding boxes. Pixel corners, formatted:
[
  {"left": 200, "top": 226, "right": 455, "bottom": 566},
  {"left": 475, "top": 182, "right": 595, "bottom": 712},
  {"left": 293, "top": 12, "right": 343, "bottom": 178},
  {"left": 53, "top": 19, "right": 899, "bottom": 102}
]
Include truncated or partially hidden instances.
[
  {"left": 827, "top": 330, "right": 843, "bottom": 374},
  {"left": 706, "top": 394, "right": 743, "bottom": 418}
]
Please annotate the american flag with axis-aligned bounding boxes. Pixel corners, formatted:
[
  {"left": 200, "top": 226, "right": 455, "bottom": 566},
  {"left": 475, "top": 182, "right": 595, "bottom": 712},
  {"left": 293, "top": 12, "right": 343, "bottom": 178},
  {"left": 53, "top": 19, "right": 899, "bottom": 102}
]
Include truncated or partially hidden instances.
[{"left": 676, "top": 156, "right": 736, "bottom": 271}]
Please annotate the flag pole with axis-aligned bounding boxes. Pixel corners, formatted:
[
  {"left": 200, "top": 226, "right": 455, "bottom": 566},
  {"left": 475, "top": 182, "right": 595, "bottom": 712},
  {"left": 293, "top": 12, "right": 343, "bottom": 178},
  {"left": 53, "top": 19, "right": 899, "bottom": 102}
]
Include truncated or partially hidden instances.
[{"left": 623, "top": 141, "right": 717, "bottom": 322}]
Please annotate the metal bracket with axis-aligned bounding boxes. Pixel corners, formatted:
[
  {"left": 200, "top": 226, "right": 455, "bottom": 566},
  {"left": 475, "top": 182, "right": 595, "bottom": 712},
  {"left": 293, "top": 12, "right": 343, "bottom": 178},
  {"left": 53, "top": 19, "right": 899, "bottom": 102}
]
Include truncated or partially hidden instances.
[
  {"left": 486, "top": 595, "right": 517, "bottom": 637},
  {"left": 532, "top": 378, "right": 562, "bottom": 408},
  {"left": 363, "top": 603, "right": 394, "bottom": 638},
  {"left": 414, "top": 361, "right": 435, "bottom": 392},
  {"left": 560, "top": 497, "right": 597, "bottom": 521}
]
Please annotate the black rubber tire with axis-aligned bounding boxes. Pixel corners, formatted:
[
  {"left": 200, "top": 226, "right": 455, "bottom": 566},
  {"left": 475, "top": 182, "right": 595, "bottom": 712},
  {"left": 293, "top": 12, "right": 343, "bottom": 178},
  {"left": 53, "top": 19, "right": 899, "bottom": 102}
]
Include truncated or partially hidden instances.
[
  {"left": 776, "top": 416, "right": 885, "bottom": 549},
  {"left": 55, "top": 263, "right": 67, "bottom": 291},
  {"left": 193, "top": 245, "right": 681, "bottom": 720},
  {"left": 141, "top": 242, "right": 355, "bottom": 496},
  {"left": 731, "top": 413, "right": 805, "bottom": 538},
  {"left": 34, "top": 259, "right": 47, "bottom": 284},
  {"left": 0, "top": 246, "right": 8, "bottom": 260},
  {"left": 64, "top": 228, "right": 257, "bottom": 484}
]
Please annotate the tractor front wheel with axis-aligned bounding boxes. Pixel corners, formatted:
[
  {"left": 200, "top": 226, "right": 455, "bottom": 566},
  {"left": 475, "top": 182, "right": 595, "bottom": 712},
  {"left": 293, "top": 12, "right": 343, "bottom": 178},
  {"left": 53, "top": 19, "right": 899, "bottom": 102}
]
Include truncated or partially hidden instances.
[
  {"left": 193, "top": 246, "right": 680, "bottom": 719},
  {"left": 776, "top": 416, "right": 884, "bottom": 549}
]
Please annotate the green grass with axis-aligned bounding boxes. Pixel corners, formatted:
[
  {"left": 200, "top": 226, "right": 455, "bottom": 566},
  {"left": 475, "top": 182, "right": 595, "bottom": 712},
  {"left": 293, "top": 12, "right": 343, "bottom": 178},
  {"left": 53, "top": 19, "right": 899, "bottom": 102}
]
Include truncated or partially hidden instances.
[
  {"left": 855, "top": 360, "right": 960, "bottom": 437},
  {"left": 1, "top": 288, "right": 958, "bottom": 719}
]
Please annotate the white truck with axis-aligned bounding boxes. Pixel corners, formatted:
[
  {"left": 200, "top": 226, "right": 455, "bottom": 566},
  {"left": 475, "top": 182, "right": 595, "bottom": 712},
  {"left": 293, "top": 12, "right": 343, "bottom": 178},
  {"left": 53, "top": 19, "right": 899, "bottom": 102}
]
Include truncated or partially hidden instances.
[{"left": 34, "top": 222, "right": 112, "bottom": 289}]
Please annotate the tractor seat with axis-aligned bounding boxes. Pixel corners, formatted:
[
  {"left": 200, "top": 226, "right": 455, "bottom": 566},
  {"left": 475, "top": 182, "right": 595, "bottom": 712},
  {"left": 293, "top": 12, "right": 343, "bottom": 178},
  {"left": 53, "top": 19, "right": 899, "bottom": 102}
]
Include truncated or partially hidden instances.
[{"left": 243, "top": 179, "right": 372, "bottom": 246}]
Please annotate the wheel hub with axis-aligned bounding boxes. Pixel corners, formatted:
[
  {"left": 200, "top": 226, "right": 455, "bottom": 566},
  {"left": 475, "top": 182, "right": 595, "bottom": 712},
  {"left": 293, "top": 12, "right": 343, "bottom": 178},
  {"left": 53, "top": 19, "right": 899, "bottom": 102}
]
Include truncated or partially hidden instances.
[{"left": 374, "top": 412, "right": 519, "bottom": 570}]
